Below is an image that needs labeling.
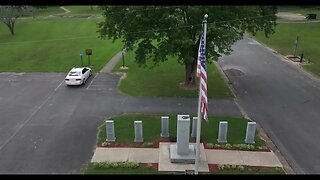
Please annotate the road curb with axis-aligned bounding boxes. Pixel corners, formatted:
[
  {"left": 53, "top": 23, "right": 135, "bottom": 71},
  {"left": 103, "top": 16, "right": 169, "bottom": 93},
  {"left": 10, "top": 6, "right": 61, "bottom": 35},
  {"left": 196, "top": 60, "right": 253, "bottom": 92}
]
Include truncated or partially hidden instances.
[
  {"left": 215, "top": 53, "right": 295, "bottom": 174},
  {"left": 214, "top": 61, "right": 250, "bottom": 120}
]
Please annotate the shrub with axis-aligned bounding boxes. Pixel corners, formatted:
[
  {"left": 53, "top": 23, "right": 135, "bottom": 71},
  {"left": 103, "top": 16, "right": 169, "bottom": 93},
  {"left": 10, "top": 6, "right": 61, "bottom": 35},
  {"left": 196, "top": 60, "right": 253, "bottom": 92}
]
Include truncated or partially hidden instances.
[
  {"left": 91, "top": 162, "right": 140, "bottom": 169},
  {"left": 258, "top": 146, "right": 268, "bottom": 150},
  {"left": 206, "top": 143, "right": 214, "bottom": 148},
  {"left": 142, "top": 142, "right": 153, "bottom": 147},
  {"left": 213, "top": 144, "right": 221, "bottom": 148},
  {"left": 218, "top": 164, "right": 224, "bottom": 170},
  {"left": 225, "top": 144, "right": 232, "bottom": 149},
  {"left": 238, "top": 165, "right": 245, "bottom": 171}
]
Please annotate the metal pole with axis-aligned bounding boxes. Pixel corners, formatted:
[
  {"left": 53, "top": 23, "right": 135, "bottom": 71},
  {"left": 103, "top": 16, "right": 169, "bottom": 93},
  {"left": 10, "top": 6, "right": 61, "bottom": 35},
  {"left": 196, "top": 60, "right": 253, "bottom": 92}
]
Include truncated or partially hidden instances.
[
  {"left": 195, "top": 14, "right": 208, "bottom": 175},
  {"left": 293, "top": 36, "right": 299, "bottom": 57},
  {"left": 122, "top": 51, "right": 125, "bottom": 67},
  {"left": 81, "top": 56, "right": 83, "bottom": 67}
]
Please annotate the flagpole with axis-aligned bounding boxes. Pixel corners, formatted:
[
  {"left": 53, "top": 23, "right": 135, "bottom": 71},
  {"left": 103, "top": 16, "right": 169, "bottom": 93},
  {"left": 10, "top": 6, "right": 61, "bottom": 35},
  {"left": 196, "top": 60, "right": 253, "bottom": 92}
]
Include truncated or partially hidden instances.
[{"left": 195, "top": 14, "right": 208, "bottom": 175}]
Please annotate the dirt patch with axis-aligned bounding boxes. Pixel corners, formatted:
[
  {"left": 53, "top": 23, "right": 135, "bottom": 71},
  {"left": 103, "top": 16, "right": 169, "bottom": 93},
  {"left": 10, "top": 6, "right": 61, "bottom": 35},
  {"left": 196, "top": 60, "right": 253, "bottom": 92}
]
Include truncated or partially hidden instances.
[
  {"left": 179, "top": 82, "right": 197, "bottom": 90},
  {"left": 285, "top": 54, "right": 311, "bottom": 65},
  {"left": 276, "top": 12, "right": 306, "bottom": 21},
  {"left": 208, "top": 164, "right": 219, "bottom": 172},
  {"left": 152, "top": 137, "right": 172, "bottom": 148},
  {"left": 140, "top": 163, "right": 158, "bottom": 170}
]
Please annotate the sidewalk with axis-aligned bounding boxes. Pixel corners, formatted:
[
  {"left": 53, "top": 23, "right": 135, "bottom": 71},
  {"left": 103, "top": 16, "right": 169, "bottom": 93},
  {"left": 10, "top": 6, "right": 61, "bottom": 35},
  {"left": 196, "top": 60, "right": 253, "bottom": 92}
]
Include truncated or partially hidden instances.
[{"left": 91, "top": 142, "right": 283, "bottom": 173}]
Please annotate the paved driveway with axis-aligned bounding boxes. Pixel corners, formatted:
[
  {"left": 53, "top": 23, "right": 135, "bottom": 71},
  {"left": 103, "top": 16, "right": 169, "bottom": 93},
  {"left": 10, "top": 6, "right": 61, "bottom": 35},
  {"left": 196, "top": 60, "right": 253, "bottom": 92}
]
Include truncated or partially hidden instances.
[
  {"left": 0, "top": 71, "right": 241, "bottom": 173},
  {"left": 219, "top": 37, "right": 320, "bottom": 174}
]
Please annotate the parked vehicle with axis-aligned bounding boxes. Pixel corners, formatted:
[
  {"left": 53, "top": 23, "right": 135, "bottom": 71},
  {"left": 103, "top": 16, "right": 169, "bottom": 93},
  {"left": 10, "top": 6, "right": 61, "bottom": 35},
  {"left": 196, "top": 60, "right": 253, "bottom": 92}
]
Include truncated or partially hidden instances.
[{"left": 65, "top": 67, "right": 92, "bottom": 86}]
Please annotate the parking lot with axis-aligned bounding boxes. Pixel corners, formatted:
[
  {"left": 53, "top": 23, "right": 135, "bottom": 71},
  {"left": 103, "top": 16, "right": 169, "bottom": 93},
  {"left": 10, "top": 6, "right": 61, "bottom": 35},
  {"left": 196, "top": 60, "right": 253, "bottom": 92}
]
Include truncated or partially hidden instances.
[{"left": 0, "top": 72, "right": 241, "bottom": 173}]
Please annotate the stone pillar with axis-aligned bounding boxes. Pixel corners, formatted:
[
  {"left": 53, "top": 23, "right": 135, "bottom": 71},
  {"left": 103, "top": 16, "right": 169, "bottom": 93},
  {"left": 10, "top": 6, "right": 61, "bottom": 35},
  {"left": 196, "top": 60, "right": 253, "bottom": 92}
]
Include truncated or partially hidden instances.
[
  {"left": 105, "top": 120, "right": 116, "bottom": 142},
  {"left": 134, "top": 121, "right": 143, "bottom": 143},
  {"left": 170, "top": 114, "right": 196, "bottom": 164},
  {"left": 160, "top": 116, "right": 170, "bottom": 137},
  {"left": 245, "top": 121, "right": 256, "bottom": 144},
  {"left": 176, "top": 115, "right": 191, "bottom": 154},
  {"left": 191, "top": 117, "right": 198, "bottom": 138},
  {"left": 217, "top": 121, "right": 228, "bottom": 143}
]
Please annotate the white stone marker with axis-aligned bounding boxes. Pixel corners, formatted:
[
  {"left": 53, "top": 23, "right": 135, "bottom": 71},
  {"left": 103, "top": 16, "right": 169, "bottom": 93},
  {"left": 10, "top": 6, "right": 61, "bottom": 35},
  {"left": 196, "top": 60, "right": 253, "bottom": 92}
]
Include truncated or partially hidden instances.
[
  {"left": 160, "top": 116, "right": 170, "bottom": 137},
  {"left": 105, "top": 120, "right": 116, "bottom": 142},
  {"left": 177, "top": 115, "right": 191, "bottom": 154},
  {"left": 217, "top": 121, "right": 228, "bottom": 143},
  {"left": 245, "top": 121, "right": 256, "bottom": 144},
  {"left": 134, "top": 121, "right": 143, "bottom": 143},
  {"left": 170, "top": 114, "right": 195, "bottom": 164},
  {"left": 191, "top": 117, "right": 198, "bottom": 138}
]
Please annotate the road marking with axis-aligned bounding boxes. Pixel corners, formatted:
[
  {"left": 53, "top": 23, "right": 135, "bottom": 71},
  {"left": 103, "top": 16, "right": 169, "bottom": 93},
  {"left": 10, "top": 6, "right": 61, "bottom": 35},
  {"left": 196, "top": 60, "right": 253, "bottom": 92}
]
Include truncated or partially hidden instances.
[
  {"left": 0, "top": 86, "right": 57, "bottom": 150},
  {"left": 54, "top": 79, "right": 64, "bottom": 92},
  {"left": 86, "top": 73, "right": 99, "bottom": 90}
]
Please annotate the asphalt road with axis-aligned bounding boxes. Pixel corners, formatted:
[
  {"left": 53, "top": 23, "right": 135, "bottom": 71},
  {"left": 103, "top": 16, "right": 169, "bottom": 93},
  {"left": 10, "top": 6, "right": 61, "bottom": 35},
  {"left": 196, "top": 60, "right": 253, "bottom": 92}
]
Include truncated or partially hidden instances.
[
  {"left": 0, "top": 71, "right": 241, "bottom": 173},
  {"left": 219, "top": 37, "right": 320, "bottom": 174}
]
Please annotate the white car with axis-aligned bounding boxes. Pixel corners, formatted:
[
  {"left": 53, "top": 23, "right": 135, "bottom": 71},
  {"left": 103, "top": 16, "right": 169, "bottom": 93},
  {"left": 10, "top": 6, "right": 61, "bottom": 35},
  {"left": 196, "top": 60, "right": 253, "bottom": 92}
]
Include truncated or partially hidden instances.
[{"left": 65, "top": 67, "right": 92, "bottom": 86}]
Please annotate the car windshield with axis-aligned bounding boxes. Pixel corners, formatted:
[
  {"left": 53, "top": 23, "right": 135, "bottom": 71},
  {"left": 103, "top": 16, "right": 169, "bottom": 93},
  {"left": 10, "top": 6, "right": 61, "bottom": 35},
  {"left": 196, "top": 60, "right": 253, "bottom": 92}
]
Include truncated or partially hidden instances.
[{"left": 68, "top": 71, "right": 81, "bottom": 76}]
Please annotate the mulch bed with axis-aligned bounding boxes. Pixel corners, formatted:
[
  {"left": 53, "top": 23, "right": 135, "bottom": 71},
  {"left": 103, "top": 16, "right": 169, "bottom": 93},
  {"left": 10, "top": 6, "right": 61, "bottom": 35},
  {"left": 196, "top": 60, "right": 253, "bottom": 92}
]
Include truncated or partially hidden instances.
[
  {"left": 98, "top": 139, "right": 270, "bottom": 152},
  {"left": 208, "top": 164, "right": 219, "bottom": 172},
  {"left": 152, "top": 137, "right": 172, "bottom": 148},
  {"left": 140, "top": 163, "right": 158, "bottom": 170}
]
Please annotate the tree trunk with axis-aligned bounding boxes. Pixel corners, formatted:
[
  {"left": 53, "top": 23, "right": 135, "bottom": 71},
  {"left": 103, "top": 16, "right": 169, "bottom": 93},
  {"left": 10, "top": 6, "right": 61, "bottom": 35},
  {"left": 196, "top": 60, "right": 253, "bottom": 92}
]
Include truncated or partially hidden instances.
[
  {"left": 4, "top": 22, "right": 15, "bottom": 36},
  {"left": 184, "top": 59, "right": 197, "bottom": 86},
  {"left": 9, "top": 22, "right": 14, "bottom": 35},
  {"left": 91, "top": 6, "right": 93, "bottom": 11}
]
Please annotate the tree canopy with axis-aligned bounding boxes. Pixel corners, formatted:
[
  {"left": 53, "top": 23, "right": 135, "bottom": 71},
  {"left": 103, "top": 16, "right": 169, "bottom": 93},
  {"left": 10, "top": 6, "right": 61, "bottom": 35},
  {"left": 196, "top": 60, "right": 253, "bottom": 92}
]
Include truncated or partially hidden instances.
[
  {"left": 98, "top": 6, "right": 277, "bottom": 85},
  {"left": 0, "top": 6, "right": 33, "bottom": 35}
]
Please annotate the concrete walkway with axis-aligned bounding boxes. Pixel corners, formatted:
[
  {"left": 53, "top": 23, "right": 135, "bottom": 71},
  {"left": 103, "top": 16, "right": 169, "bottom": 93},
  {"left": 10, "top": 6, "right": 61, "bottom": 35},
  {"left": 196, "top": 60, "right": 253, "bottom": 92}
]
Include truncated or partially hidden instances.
[
  {"left": 91, "top": 142, "right": 282, "bottom": 172},
  {"left": 100, "top": 51, "right": 123, "bottom": 73}
]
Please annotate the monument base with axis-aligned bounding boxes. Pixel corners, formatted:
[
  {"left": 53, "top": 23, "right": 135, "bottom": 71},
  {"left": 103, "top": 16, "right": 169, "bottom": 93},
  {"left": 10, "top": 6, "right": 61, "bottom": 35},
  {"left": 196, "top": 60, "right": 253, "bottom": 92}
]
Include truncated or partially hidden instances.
[{"left": 169, "top": 143, "right": 196, "bottom": 164}]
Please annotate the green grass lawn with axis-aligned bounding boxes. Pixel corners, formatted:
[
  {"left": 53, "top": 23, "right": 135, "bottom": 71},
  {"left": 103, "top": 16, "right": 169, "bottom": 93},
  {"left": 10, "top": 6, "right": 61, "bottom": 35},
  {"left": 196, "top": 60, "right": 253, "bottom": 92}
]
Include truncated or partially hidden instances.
[
  {"left": 85, "top": 163, "right": 284, "bottom": 174},
  {"left": 253, "top": 22, "right": 320, "bottom": 76},
  {"left": 0, "top": 18, "right": 122, "bottom": 72},
  {"left": 64, "top": 6, "right": 103, "bottom": 15},
  {"left": 98, "top": 114, "right": 265, "bottom": 146},
  {"left": 113, "top": 50, "right": 233, "bottom": 99},
  {"left": 85, "top": 163, "right": 161, "bottom": 174}
]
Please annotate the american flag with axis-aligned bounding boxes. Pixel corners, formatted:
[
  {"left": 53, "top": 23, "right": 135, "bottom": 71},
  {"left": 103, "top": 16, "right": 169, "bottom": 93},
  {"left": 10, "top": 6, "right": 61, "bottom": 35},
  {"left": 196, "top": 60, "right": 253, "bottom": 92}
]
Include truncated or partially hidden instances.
[
  {"left": 198, "top": 31, "right": 208, "bottom": 121},
  {"left": 196, "top": 37, "right": 201, "bottom": 78}
]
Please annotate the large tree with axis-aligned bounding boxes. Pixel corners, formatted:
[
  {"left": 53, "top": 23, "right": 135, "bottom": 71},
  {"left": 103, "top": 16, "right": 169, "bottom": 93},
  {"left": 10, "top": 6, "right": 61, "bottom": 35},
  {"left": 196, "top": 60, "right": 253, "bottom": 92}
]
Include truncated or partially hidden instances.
[
  {"left": 98, "top": 6, "right": 277, "bottom": 86},
  {"left": 0, "top": 6, "right": 33, "bottom": 35}
]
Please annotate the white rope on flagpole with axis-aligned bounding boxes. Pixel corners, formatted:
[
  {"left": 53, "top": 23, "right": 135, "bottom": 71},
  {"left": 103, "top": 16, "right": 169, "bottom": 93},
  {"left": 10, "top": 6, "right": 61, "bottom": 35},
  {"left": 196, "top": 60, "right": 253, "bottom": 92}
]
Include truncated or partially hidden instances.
[{"left": 195, "top": 14, "right": 208, "bottom": 175}]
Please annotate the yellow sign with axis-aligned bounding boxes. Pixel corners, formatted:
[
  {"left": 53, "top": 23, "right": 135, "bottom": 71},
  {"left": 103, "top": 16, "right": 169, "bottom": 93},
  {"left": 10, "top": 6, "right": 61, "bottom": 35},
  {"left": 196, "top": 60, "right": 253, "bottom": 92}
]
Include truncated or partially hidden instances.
[{"left": 86, "top": 49, "right": 92, "bottom": 55}]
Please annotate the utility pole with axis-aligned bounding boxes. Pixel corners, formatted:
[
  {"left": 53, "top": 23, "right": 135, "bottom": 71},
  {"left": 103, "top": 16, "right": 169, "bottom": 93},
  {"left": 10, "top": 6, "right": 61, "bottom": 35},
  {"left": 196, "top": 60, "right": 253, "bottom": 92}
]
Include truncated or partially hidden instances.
[{"left": 293, "top": 36, "right": 299, "bottom": 57}]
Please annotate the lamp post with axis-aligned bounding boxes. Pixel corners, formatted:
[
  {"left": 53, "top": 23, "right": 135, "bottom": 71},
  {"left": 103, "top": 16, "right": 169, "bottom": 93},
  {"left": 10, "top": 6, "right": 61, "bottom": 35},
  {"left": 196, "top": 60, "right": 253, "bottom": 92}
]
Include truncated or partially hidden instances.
[
  {"left": 122, "top": 48, "right": 126, "bottom": 68},
  {"left": 80, "top": 51, "right": 83, "bottom": 67},
  {"left": 122, "top": 49, "right": 125, "bottom": 68},
  {"left": 293, "top": 36, "right": 299, "bottom": 57}
]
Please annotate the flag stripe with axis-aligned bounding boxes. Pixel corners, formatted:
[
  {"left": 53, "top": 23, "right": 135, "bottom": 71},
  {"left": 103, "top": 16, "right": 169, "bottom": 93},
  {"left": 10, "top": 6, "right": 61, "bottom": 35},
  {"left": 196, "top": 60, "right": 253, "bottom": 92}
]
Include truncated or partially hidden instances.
[{"left": 198, "top": 29, "right": 208, "bottom": 121}]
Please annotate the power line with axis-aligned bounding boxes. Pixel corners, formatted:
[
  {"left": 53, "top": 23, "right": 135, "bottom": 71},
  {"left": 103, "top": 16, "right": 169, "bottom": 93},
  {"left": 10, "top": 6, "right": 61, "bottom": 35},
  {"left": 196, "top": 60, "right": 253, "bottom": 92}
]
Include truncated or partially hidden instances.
[
  {"left": 0, "top": 36, "right": 97, "bottom": 45},
  {"left": 125, "top": 14, "right": 276, "bottom": 35},
  {"left": 101, "top": 6, "right": 186, "bottom": 15},
  {"left": 0, "top": 14, "right": 276, "bottom": 45}
]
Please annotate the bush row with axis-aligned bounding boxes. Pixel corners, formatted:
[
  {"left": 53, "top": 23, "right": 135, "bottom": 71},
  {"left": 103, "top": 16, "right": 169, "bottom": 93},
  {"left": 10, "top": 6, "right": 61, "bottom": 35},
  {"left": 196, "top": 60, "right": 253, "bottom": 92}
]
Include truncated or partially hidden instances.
[
  {"left": 92, "top": 161, "right": 140, "bottom": 169},
  {"left": 206, "top": 143, "right": 268, "bottom": 151}
]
